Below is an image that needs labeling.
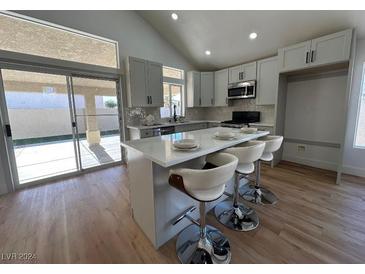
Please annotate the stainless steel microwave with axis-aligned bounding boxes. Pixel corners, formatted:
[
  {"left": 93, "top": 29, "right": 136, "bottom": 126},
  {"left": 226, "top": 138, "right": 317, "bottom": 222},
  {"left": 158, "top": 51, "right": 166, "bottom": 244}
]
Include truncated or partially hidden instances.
[{"left": 227, "top": 80, "right": 256, "bottom": 100}]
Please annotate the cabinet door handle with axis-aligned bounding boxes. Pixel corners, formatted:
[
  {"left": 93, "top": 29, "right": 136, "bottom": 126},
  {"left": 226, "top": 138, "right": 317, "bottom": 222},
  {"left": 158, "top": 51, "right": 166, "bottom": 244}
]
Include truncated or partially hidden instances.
[
  {"left": 305, "top": 51, "right": 309, "bottom": 64},
  {"left": 199, "top": 98, "right": 201, "bottom": 106},
  {"left": 239, "top": 72, "right": 244, "bottom": 80},
  {"left": 211, "top": 98, "right": 214, "bottom": 105},
  {"left": 147, "top": 96, "right": 149, "bottom": 104},
  {"left": 150, "top": 96, "right": 152, "bottom": 105},
  {"left": 311, "top": 50, "right": 315, "bottom": 63}
]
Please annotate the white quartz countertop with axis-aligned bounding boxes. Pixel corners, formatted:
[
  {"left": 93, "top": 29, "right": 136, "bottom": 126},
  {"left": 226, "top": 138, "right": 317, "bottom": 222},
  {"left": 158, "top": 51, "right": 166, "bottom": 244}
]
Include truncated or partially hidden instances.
[
  {"left": 121, "top": 127, "right": 269, "bottom": 167},
  {"left": 250, "top": 122, "right": 275, "bottom": 127},
  {"left": 127, "top": 120, "right": 221, "bottom": 130}
]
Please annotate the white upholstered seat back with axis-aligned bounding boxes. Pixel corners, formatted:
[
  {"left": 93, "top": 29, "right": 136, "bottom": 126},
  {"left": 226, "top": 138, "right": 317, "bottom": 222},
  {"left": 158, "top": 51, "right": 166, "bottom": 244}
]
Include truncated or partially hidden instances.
[
  {"left": 259, "top": 136, "right": 284, "bottom": 162},
  {"left": 224, "top": 141, "right": 265, "bottom": 165},
  {"left": 169, "top": 153, "right": 238, "bottom": 201}
]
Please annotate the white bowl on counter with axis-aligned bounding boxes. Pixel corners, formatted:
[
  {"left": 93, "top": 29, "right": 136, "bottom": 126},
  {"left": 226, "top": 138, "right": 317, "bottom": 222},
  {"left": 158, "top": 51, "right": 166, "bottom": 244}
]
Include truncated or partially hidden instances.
[
  {"left": 214, "top": 131, "right": 236, "bottom": 140},
  {"left": 173, "top": 139, "right": 198, "bottom": 149},
  {"left": 240, "top": 127, "right": 258, "bottom": 134}
]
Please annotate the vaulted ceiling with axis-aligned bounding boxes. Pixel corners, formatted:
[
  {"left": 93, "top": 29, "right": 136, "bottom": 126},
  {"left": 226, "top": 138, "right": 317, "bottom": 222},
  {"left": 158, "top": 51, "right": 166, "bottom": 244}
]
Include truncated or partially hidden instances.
[{"left": 138, "top": 10, "right": 365, "bottom": 70}]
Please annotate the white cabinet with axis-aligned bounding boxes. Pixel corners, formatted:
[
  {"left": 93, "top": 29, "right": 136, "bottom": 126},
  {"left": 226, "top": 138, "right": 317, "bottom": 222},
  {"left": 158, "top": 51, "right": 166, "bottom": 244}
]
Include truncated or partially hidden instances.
[
  {"left": 126, "top": 57, "right": 163, "bottom": 107},
  {"left": 256, "top": 57, "right": 279, "bottom": 105},
  {"left": 126, "top": 57, "right": 148, "bottom": 107},
  {"left": 278, "top": 41, "right": 311, "bottom": 72},
  {"left": 242, "top": 62, "right": 257, "bottom": 81},
  {"left": 187, "top": 71, "right": 201, "bottom": 107},
  {"left": 200, "top": 72, "right": 214, "bottom": 107},
  {"left": 228, "top": 61, "right": 257, "bottom": 84},
  {"left": 228, "top": 65, "right": 242, "bottom": 83},
  {"left": 175, "top": 123, "right": 208, "bottom": 133},
  {"left": 310, "top": 30, "right": 352, "bottom": 67},
  {"left": 187, "top": 71, "right": 214, "bottom": 107},
  {"left": 214, "top": 68, "right": 228, "bottom": 106},
  {"left": 147, "top": 61, "right": 164, "bottom": 107},
  {"left": 278, "top": 29, "right": 352, "bottom": 73}
]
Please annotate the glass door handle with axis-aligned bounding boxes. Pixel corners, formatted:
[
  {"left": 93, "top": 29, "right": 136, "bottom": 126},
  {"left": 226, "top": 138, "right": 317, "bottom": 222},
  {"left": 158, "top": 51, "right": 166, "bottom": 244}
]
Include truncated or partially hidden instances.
[{"left": 5, "top": 124, "right": 12, "bottom": 137}]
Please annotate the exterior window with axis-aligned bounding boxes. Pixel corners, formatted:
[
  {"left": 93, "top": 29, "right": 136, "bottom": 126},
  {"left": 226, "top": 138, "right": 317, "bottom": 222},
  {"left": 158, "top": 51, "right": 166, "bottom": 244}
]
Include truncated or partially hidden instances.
[
  {"left": 354, "top": 64, "right": 365, "bottom": 147},
  {"left": 163, "top": 66, "right": 184, "bottom": 80},
  {"left": 160, "top": 66, "right": 184, "bottom": 118},
  {"left": 0, "top": 12, "right": 119, "bottom": 68}
]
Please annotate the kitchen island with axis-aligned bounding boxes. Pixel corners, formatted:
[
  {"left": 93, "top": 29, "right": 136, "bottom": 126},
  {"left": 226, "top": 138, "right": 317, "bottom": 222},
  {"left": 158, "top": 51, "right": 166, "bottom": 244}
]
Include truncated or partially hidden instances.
[{"left": 121, "top": 127, "right": 269, "bottom": 248}]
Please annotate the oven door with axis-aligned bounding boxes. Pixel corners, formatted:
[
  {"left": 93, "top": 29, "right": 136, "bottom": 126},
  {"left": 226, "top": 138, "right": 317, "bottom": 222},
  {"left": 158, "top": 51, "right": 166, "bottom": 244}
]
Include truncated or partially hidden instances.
[
  {"left": 228, "top": 87, "right": 246, "bottom": 99},
  {"left": 246, "top": 85, "right": 256, "bottom": 99}
]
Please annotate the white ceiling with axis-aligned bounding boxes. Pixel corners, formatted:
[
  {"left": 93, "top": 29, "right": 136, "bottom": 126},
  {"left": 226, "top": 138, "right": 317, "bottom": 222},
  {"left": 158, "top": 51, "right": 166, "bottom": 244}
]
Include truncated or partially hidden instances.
[{"left": 138, "top": 10, "right": 365, "bottom": 70}]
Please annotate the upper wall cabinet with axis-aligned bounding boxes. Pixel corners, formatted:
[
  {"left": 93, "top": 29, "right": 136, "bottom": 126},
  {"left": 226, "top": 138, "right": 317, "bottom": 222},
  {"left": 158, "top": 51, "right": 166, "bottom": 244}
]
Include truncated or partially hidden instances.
[
  {"left": 228, "top": 61, "right": 257, "bottom": 84},
  {"left": 125, "top": 56, "right": 163, "bottom": 107},
  {"left": 214, "top": 68, "right": 229, "bottom": 106},
  {"left": 146, "top": 61, "right": 164, "bottom": 107},
  {"left": 200, "top": 72, "right": 215, "bottom": 107},
  {"left": 310, "top": 30, "right": 352, "bottom": 67},
  {"left": 126, "top": 57, "right": 148, "bottom": 107},
  {"left": 256, "top": 56, "right": 279, "bottom": 105},
  {"left": 278, "top": 41, "right": 311, "bottom": 72},
  {"left": 278, "top": 29, "right": 352, "bottom": 73},
  {"left": 187, "top": 71, "right": 201, "bottom": 107},
  {"left": 187, "top": 71, "right": 215, "bottom": 107}
]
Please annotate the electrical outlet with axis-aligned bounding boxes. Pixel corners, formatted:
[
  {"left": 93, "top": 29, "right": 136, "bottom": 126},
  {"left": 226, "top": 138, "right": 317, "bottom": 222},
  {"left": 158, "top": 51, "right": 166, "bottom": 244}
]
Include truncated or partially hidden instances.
[{"left": 297, "top": 144, "right": 306, "bottom": 152}]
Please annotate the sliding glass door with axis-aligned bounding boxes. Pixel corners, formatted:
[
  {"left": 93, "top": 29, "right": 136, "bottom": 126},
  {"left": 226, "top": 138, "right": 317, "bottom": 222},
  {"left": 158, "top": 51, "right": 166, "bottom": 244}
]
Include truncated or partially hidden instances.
[
  {"left": 0, "top": 69, "right": 122, "bottom": 188},
  {"left": 0, "top": 69, "right": 78, "bottom": 184},
  {"left": 70, "top": 77, "right": 122, "bottom": 169}
]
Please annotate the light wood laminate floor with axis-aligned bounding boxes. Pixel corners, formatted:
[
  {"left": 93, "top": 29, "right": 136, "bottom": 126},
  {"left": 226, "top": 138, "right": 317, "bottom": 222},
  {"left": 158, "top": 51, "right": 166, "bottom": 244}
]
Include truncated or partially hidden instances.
[{"left": 0, "top": 161, "right": 365, "bottom": 263}]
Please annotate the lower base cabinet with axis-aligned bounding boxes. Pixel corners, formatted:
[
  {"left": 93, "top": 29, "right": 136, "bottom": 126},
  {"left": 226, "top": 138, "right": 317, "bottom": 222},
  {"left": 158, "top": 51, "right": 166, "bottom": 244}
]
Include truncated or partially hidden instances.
[
  {"left": 129, "top": 122, "right": 218, "bottom": 140},
  {"left": 174, "top": 123, "right": 208, "bottom": 133}
]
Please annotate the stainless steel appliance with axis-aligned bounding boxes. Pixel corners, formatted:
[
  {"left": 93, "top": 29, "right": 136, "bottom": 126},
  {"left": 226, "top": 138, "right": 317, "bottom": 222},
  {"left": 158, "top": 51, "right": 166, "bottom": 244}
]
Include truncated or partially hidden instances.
[
  {"left": 227, "top": 80, "right": 256, "bottom": 100},
  {"left": 158, "top": 126, "right": 175, "bottom": 135},
  {"left": 221, "top": 111, "right": 260, "bottom": 128}
]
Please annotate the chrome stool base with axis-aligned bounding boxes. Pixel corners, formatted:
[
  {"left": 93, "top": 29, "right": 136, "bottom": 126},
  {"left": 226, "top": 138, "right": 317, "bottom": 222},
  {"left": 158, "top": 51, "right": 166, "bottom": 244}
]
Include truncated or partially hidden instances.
[
  {"left": 240, "top": 184, "right": 278, "bottom": 205},
  {"left": 176, "top": 224, "right": 231, "bottom": 264},
  {"left": 214, "top": 200, "right": 259, "bottom": 232}
]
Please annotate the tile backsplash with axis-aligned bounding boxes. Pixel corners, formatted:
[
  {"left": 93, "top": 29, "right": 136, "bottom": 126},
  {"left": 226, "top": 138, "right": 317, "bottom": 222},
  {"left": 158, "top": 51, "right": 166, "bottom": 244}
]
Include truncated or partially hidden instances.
[
  {"left": 202, "top": 99, "right": 275, "bottom": 123},
  {"left": 125, "top": 107, "right": 207, "bottom": 125},
  {"left": 125, "top": 100, "right": 275, "bottom": 126}
]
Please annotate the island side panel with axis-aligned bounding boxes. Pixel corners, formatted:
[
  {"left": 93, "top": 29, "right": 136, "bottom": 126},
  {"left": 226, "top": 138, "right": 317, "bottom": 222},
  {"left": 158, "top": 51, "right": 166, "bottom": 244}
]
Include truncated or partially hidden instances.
[
  {"left": 127, "top": 147, "right": 157, "bottom": 246},
  {"left": 152, "top": 157, "right": 234, "bottom": 248}
]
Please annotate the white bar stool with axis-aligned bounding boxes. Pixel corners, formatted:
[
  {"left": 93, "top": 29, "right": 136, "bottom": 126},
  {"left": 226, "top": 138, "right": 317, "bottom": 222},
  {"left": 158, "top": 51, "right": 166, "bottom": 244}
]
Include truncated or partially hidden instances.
[
  {"left": 169, "top": 152, "right": 238, "bottom": 264},
  {"left": 240, "top": 135, "right": 284, "bottom": 205},
  {"left": 214, "top": 141, "right": 265, "bottom": 231}
]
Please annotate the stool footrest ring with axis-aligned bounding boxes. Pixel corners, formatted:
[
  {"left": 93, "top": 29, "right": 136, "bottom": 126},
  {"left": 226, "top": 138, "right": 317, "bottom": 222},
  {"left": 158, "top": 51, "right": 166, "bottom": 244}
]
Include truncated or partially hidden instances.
[{"left": 171, "top": 206, "right": 198, "bottom": 226}]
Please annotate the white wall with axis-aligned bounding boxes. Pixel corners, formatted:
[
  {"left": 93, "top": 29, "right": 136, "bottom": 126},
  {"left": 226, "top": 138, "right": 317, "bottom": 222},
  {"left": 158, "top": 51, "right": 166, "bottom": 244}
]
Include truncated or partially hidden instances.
[
  {"left": 8, "top": 109, "right": 119, "bottom": 140},
  {"left": 342, "top": 38, "right": 365, "bottom": 177},
  {"left": 282, "top": 72, "right": 348, "bottom": 171}
]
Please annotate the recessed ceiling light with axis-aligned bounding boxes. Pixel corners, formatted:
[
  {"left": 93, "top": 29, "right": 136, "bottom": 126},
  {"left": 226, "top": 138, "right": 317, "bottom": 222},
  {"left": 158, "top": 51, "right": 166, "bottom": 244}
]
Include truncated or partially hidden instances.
[
  {"left": 171, "top": 13, "right": 178, "bottom": 20},
  {"left": 205, "top": 50, "right": 211, "bottom": 56},
  {"left": 249, "top": 32, "right": 258, "bottom": 40}
]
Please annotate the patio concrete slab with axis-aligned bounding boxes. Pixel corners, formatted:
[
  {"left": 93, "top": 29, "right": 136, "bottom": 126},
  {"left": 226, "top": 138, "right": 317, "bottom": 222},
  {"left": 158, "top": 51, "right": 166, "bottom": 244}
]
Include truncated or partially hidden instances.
[{"left": 14, "top": 135, "right": 121, "bottom": 184}]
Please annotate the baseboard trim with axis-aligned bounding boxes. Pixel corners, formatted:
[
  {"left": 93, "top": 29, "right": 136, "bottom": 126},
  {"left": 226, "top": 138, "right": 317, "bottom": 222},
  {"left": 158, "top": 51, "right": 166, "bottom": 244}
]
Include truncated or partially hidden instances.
[
  {"left": 282, "top": 155, "right": 338, "bottom": 171},
  {"left": 342, "top": 165, "right": 365, "bottom": 177}
]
